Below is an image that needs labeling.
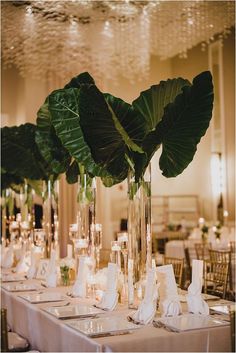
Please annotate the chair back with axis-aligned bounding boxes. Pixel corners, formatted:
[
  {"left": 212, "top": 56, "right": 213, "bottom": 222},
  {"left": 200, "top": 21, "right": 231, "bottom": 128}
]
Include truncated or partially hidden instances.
[
  {"left": 1, "top": 308, "right": 9, "bottom": 352},
  {"left": 230, "top": 309, "right": 235, "bottom": 352},
  {"left": 209, "top": 249, "right": 231, "bottom": 263},
  {"left": 163, "top": 256, "right": 184, "bottom": 287},
  {"left": 204, "top": 260, "right": 229, "bottom": 299},
  {"left": 230, "top": 241, "right": 236, "bottom": 253},
  {"left": 194, "top": 243, "right": 209, "bottom": 260}
]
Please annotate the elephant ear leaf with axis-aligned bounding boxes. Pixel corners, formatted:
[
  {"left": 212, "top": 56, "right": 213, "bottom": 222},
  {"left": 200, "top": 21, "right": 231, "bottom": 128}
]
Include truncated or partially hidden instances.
[
  {"left": 132, "top": 78, "right": 191, "bottom": 131},
  {"left": 145, "top": 71, "right": 214, "bottom": 177},
  {"left": 47, "top": 87, "right": 118, "bottom": 184},
  {"left": 64, "top": 71, "right": 95, "bottom": 89},
  {"left": 78, "top": 86, "right": 146, "bottom": 182},
  {"left": 1, "top": 123, "right": 46, "bottom": 180},
  {"left": 66, "top": 160, "right": 80, "bottom": 184},
  {"left": 36, "top": 98, "right": 71, "bottom": 175}
]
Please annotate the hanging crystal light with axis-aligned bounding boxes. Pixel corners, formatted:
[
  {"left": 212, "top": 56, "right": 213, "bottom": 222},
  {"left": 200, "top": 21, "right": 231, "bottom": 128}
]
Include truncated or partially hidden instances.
[{"left": 1, "top": 1, "right": 234, "bottom": 85}]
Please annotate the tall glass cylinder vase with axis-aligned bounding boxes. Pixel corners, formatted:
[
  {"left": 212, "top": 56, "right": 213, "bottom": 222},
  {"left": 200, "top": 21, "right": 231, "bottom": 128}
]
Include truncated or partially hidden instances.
[
  {"left": 74, "top": 173, "right": 96, "bottom": 272},
  {"left": 42, "top": 179, "right": 59, "bottom": 258},
  {"left": 19, "top": 182, "right": 34, "bottom": 247},
  {"left": 127, "top": 164, "right": 152, "bottom": 308}
]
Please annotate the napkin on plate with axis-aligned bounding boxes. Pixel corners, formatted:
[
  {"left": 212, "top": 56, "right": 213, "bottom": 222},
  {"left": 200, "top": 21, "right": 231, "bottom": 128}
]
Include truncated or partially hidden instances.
[
  {"left": 26, "top": 248, "right": 41, "bottom": 279},
  {"left": 71, "top": 256, "right": 89, "bottom": 297},
  {"left": 15, "top": 243, "right": 30, "bottom": 273},
  {"left": 128, "top": 268, "right": 159, "bottom": 324},
  {"left": 45, "top": 249, "right": 57, "bottom": 288},
  {"left": 1, "top": 243, "right": 14, "bottom": 269},
  {"left": 95, "top": 262, "right": 118, "bottom": 311},
  {"left": 156, "top": 264, "right": 182, "bottom": 317},
  {"left": 186, "top": 259, "right": 209, "bottom": 315}
]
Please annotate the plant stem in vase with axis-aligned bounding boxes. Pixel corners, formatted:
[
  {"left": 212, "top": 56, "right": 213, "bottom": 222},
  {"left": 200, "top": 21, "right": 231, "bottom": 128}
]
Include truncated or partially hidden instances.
[{"left": 42, "top": 179, "right": 59, "bottom": 258}]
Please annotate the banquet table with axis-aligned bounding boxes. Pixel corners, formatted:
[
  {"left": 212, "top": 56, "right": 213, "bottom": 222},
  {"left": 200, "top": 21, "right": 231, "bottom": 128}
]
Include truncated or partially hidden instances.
[{"left": 1, "top": 277, "right": 233, "bottom": 352}]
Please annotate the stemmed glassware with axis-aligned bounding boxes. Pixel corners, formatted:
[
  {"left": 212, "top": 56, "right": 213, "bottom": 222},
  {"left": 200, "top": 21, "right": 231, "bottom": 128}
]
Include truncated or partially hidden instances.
[
  {"left": 110, "top": 240, "right": 121, "bottom": 269},
  {"left": 69, "top": 223, "right": 88, "bottom": 272}
]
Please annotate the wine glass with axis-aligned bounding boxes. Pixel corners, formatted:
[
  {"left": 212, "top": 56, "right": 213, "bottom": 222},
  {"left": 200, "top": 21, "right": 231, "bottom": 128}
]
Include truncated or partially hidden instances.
[{"left": 110, "top": 240, "right": 121, "bottom": 268}]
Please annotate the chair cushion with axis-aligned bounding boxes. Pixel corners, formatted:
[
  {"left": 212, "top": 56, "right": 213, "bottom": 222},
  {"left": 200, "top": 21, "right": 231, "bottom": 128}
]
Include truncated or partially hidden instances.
[{"left": 8, "top": 332, "right": 29, "bottom": 351}]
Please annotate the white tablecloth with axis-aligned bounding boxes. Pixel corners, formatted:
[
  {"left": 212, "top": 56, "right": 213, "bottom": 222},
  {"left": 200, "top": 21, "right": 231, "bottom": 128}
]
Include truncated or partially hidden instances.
[{"left": 1, "top": 275, "right": 232, "bottom": 352}]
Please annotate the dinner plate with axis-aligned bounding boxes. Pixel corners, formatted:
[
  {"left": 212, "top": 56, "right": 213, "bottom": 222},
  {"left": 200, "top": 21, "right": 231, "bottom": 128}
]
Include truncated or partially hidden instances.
[
  {"left": 1, "top": 274, "right": 27, "bottom": 283},
  {"left": 210, "top": 304, "right": 236, "bottom": 315},
  {"left": 66, "top": 316, "right": 140, "bottom": 337},
  {"left": 43, "top": 304, "right": 104, "bottom": 320},
  {"left": 1, "top": 283, "right": 39, "bottom": 292},
  {"left": 19, "top": 292, "right": 66, "bottom": 303},
  {"left": 178, "top": 293, "right": 219, "bottom": 303},
  {"left": 153, "top": 313, "right": 229, "bottom": 332}
]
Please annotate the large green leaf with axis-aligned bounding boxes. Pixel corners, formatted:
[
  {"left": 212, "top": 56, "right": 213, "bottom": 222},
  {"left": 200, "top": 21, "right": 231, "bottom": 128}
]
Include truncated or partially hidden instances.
[
  {"left": 132, "top": 78, "right": 190, "bottom": 131},
  {"left": 48, "top": 87, "right": 118, "bottom": 182},
  {"left": 1, "top": 123, "right": 47, "bottom": 180},
  {"left": 1, "top": 171, "right": 24, "bottom": 191},
  {"left": 36, "top": 98, "right": 71, "bottom": 175},
  {"left": 144, "top": 71, "right": 214, "bottom": 177},
  {"left": 64, "top": 72, "right": 95, "bottom": 89},
  {"left": 78, "top": 86, "right": 146, "bottom": 181}
]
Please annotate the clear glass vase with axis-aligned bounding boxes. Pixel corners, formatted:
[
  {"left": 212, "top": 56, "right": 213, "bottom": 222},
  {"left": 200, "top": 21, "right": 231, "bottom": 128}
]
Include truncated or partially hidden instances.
[
  {"left": 73, "top": 173, "right": 96, "bottom": 272},
  {"left": 42, "top": 179, "right": 59, "bottom": 258},
  {"left": 127, "top": 164, "right": 152, "bottom": 308}
]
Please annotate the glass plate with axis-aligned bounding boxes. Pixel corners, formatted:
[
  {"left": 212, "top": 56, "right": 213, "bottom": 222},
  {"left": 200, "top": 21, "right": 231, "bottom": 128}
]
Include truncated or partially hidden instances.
[
  {"left": 66, "top": 316, "right": 140, "bottom": 337},
  {"left": 43, "top": 304, "right": 104, "bottom": 320},
  {"left": 19, "top": 292, "right": 66, "bottom": 303},
  {"left": 1, "top": 275, "right": 27, "bottom": 282},
  {"left": 1, "top": 283, "right": 39, "bottom": 292},
  {"left": 210, "top": 304, "right": 236, "bottom": 315},
  {"left": 178, "top": 293, "right": 220, "bottom": 302},
  {"left": 153, "top": 313, "right": 229, "bottom": 332}
]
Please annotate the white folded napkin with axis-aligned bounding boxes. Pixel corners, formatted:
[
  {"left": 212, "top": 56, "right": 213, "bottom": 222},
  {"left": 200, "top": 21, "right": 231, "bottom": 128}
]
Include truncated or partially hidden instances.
[
  {"left": 156, "top": 264, "right": 182, "bottom": 317},
  {"left": 27, "top": 248, "right": 41, "bottom": 279},
  {"left": 1, "top": 244, "right": 14, "bottom": 268},
  {"left": 95, "top": 263, "right": 118, "bottom": 311},
  {"left": 129, "top": 268, "right": 158, "bottom": 324},
  {"left": 45, "top": 249, "right": 57, "bottom": 287},
  {"left": 15, "top": 243, "right": 30, "bottom": 273},
  {"left": 186, "top": 259, "right": 209, "bottom": 315},
  {"left": 71, "top": 256, "right": 89, "bottom": 297}
]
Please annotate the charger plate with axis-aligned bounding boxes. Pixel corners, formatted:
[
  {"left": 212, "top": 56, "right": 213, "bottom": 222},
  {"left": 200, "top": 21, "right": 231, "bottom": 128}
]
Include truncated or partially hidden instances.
[
  {"left": 66, "top": 316, "right": 140, "bottom": 337},
  {"left": 43, "top": 304, "right": 104, "bottom": 320},
  {"left": 1, "top": 283, "right": 39, "bottom": 292},
  {"left": 153, "top": 313, "right": 229, "bottom": 332},
  {"left": 19, "top": 292, "right": 66, "bottom": 303}
]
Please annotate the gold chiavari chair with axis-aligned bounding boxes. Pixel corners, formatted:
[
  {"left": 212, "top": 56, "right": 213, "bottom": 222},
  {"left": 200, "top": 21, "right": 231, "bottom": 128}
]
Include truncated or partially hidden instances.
[
  {"left": 194, "top": 243, "right": 210, "bottom": 261},
  {"left": 230, "top": 241, "right": 236, "bottom": 253},
  {"left": 230, "top": 309, "right": 235, "bottom": 352},
  {"left": 208, "top": 249, "right": 232, "bottom": 292},
  {"left": 203, "top": 260, "right": 229, "bottom": 299},
  {"left": 163, "top": 256, "right": 184, "bottom": 287},
  {"left": 1, "top": 308, "right": 29, "bottom": 352}
]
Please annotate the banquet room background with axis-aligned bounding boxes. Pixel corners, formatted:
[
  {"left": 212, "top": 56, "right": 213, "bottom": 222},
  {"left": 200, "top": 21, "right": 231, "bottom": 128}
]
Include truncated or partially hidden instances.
[{"left": 1, "top": 2, "right": 235, "bottom": 259}]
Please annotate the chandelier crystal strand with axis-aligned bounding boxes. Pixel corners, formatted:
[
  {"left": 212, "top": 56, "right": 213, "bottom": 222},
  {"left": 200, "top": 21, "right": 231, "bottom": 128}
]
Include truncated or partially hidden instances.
[{"left": 1, "top": 1, "right": 234, "bottom": 84}]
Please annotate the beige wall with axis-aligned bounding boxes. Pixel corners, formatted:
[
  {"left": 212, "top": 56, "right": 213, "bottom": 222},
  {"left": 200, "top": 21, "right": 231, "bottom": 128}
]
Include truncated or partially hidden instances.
[
  {"left": 223, "top": 32, "right": 235, "bottom": 221},
  {"left": 1, "top": 32, "right": 235, "bottom": 254}
]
